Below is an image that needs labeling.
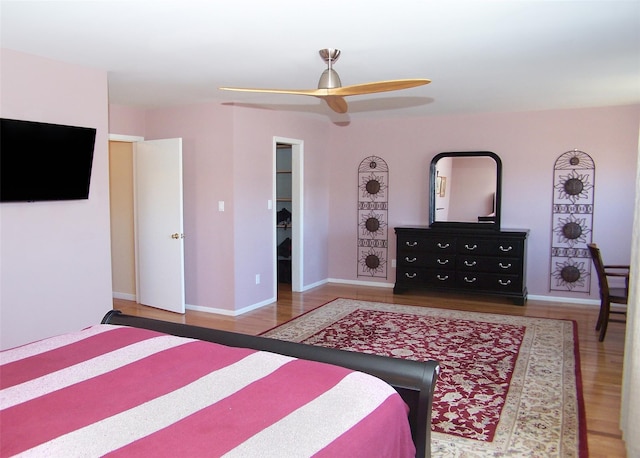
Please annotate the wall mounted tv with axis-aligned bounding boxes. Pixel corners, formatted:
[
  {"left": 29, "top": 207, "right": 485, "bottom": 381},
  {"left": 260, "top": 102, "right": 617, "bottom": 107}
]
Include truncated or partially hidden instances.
[{"left": 0, "top": 118, "right": 97, "bottom": 202}]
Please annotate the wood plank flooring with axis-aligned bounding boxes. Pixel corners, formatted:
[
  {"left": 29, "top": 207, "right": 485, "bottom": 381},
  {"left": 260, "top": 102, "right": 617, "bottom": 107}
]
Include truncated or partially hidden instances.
[{"left": 113, "top": 283, "right": 627, "bottom": 457}]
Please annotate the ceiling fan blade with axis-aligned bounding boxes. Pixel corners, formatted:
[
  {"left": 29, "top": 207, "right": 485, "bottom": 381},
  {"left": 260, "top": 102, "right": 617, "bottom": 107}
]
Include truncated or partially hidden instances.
[
  {"left": 218, "top": 86, "right": 324, "bottom": 96},
  {"left": 219, "top": 86, "right": 348, "bottom": 111},
  {"left": 323, "top": 96, "right": 348, "bottom": 114},
  {"left": 329, "top": 79, "right": 431, "bottom": 97},
  {"left": 219, "top": 79, "right": 430, "bottom": 99},
  {"left": 219, "top": 48, "right": 431, "bottom": 115}
]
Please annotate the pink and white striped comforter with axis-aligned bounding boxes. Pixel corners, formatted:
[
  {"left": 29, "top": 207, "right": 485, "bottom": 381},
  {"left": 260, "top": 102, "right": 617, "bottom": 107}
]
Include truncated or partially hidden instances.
[{"left": 1, "top": 325, "right": 415, "bottom": 457}]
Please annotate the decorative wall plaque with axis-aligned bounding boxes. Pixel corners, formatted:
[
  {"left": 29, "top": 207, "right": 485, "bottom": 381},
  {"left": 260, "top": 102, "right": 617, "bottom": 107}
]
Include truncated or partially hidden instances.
[
  {"left": 549, "top": 150, "right": 595, "bottom": 292},
  {"left": 357, "top": 156, "right": 388, "bottom": 278}
]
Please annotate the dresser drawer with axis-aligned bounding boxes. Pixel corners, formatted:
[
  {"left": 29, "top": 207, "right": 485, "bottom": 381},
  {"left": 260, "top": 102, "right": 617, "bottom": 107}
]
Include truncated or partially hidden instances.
[
  {"left": 397, "top": 235, "right": 456, "bottom": 253},
  {"left": 456, "top": 272, "right": 522, "bottom": 293},
  {"left": 457, "top": 238, "right": 523, "bottom": 256},
  {"left": 457, "top": 255, "right": 521, "bottom": 274},
  {"left": 396, "top": 267, "right": 456, "bottom": 287},
  {"left": 398, "top": 251, "right": 455, "bottom": 269}
]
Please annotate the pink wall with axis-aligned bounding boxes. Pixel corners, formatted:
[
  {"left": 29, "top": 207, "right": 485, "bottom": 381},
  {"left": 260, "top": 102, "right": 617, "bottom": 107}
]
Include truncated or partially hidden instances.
[
  {"left": 230, "top": 108, "right": 331, "bottom": 307},
  {"left": 108, "top": 101, "right": 332, "bottom": 313},
  {"left": 129, "top": 104, "right": 330, "bottom": 313},
  {"left": 327, "top": 105, "right": 640, "bottom": 301},
  {"left": 109, "top": 101, "right": 638, "bottom": 313},
  {"left": 0, "top": 49, "right": 113, "bottom": 349},
  {"left": 109, "top": 104, "right": 146, "bottom": 137},
  {"left": 144, "top": 103, "right": 237, "bottom": 311}
]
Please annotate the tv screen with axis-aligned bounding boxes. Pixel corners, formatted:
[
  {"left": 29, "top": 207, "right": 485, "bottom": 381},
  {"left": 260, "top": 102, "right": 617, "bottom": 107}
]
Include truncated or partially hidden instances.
[{"left": 0, "top": 118, "right": 97, "bottom": 202}]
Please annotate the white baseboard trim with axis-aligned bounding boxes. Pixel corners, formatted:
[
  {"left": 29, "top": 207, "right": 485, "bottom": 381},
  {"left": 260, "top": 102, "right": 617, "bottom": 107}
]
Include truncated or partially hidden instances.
[
  {"left": 298, "top": 278, "right": 329, "bottom": 291},
  {"left": 528, "top": 294, "right": 599, "bottom": 306},
  {"left": 112, "top": 292, "right": 136, "bottom": 301},
  {"left": 186, "top": 296, "right": 277, "bottom": 317},
  {"left": 327, "top": 278, "right": 395, "bottom": 288},
  {"left": 130, "top": 283, "right": 608, "bottom": 317},
  {"left": 325, "top": 280, "right": 603, "bottom": 305}
]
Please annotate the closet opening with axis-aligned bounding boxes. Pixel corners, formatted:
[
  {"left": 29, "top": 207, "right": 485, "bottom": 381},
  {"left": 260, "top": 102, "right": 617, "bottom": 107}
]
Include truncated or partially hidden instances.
[{"left": 276, "top": 143, "right": 293, "bottom": 292}]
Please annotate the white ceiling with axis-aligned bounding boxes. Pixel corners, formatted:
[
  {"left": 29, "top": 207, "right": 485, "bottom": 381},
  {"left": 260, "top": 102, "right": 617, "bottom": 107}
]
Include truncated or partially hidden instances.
[{"left": 1, "top": 0, "right": 639, "bottom": 119}]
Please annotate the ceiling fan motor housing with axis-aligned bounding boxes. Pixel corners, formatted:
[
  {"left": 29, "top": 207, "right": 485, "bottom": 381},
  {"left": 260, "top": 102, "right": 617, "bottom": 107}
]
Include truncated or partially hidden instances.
[
  {"left": 318, "top": 48, "right": 342, "bottom": 89},
  {"left": 318, "top": 69, "right": 342, "bottom": 89}
]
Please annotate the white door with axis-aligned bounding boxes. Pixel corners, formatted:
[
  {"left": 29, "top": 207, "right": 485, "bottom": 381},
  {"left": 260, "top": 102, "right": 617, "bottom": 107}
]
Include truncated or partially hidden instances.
[{"left": 134, "top": 138, "right": 185, "bottom": 313}]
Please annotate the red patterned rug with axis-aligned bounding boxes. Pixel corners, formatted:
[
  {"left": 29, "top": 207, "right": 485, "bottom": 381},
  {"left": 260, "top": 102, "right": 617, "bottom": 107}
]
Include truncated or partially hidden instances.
[{"left": 261, "top": 298, "right": 587, "bottom": 457}]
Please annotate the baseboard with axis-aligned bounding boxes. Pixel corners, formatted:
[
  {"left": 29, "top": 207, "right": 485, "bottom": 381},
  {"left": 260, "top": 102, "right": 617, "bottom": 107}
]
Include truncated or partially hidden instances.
[
  {"left": 190, "top": 279, "right": 331, "bottom": 315},
  {"left": 298, "top": 278, "right": 329, "bottom": 291},
  {"left": 328, "top": 278, "right": 395, "bottom": 288},
  {"left": 186, "top": 296, "right": 276, "bottom": 317},
  {"left": 326, "top": 280, "right": 602, "bottom": 305},
  {"left": 528, "top": 294, "right": 599, "bottom": 306},
  {"left": 131, "top": 283, "right": 606, "bottom": 317}
]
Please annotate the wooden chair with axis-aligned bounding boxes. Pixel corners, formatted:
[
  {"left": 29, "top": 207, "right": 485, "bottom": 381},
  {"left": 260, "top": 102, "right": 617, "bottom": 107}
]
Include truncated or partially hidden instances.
[{"left": 587, "top": 243, "right": 630, "bottom": 341}]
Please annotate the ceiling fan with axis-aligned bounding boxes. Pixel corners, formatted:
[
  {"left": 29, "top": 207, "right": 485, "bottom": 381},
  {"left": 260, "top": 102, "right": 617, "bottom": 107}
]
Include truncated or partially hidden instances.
[{"left": 219, "top": 49, "right": 431, "bottom": 114}]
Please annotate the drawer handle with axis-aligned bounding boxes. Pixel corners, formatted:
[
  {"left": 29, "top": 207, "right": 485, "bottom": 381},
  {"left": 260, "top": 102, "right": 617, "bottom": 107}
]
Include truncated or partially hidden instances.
[
  {"left": 437, "top": 259, "right": 449, "bottom": 265},
  {"left": 464, "top": 276, "right": 477, "bottom": 283},
  {"left": 437, "top": 275, "right": 449, "bottom": 281},
  {"left": 499, "top": 262, "right": 512, "bottom": 269},
  {"left": 464, "top": 260, "right": 477, "bottom": 267},
  {"left": 499, "top": 245, "right": 513, "bottom": 252},
  {"left": 405, "top": 241, "right": 418, "bottom": 247},
  {"left": 405, "top": 257, "right": 417, "bottom": 263},
  {"left": 405, "top": 272, "right": 417, "bottom": 278},
  {"left": 498, "top": 279, "right": 512, "bottom": 286},
  {"left": 437, "top": 242, "right": 450, "bottom": 249},
  {"left": 465, "top": 244, "right": 478, "bottom": 250}
]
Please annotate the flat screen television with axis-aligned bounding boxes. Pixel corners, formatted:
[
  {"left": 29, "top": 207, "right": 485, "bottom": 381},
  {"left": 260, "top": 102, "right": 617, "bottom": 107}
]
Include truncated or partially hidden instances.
[{"left": 0, "top": 118, "right": 97, "bottom": 202}]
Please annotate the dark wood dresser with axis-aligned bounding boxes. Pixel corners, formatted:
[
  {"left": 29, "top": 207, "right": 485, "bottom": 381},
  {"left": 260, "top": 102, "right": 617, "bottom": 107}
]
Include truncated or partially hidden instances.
[{"left": 394, "top": 226, "right": 529, "bottom": 305}]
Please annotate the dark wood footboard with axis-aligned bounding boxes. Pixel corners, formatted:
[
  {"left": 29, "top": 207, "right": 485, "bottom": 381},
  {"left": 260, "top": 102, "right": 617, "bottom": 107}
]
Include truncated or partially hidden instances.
[{"left": 102, "top": 310, "right": 439, "bottom": 458}]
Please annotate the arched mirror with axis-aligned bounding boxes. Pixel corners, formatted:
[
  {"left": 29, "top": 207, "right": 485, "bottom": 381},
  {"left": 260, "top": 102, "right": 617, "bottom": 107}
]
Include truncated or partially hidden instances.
[{"left": 429, "top": 151, "right": 502, "bottom": 230}]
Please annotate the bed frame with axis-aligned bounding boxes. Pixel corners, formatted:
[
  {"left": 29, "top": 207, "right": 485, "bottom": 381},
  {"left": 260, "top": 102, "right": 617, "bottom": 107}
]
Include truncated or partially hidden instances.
[{"left": 102, "top": 310, "right": 439, "bottom": 458}]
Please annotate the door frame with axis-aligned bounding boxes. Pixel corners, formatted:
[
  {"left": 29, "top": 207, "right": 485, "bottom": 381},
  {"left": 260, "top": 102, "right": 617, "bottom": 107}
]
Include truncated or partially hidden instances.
[
  {"left": 109, "top": 134, "right": 144, "bottom": 302},
  {"left": 273, "top": 137, "right": 304, "bottom": 293}
]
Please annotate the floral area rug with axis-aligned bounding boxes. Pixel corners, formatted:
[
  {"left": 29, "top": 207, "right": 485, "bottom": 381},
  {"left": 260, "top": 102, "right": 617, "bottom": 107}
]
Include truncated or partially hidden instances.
[{"left": 260, "top": 298, "right": 587, "bottom": 457}]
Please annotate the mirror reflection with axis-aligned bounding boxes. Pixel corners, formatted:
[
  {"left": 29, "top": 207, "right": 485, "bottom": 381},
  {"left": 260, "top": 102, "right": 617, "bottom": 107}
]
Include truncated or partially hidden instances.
[{"left": 429, "top": 151, "right": 501, "bottom": 229}]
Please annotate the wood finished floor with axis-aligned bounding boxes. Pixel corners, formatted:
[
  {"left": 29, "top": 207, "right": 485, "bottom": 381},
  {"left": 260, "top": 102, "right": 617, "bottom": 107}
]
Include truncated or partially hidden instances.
[{"left": 113, "top": 283, "right": 627, "bottom": 457}]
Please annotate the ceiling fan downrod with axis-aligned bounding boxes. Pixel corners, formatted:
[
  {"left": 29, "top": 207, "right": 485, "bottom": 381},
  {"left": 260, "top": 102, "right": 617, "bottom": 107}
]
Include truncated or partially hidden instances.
[{"left": 317, "top": 48, "right": 342, "bottom": 90}]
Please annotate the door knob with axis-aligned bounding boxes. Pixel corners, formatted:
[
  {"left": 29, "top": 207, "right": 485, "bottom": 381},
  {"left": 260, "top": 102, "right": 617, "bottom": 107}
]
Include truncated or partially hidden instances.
[{"left": 171, "top": 233, "right": 184, "bottom": 239}]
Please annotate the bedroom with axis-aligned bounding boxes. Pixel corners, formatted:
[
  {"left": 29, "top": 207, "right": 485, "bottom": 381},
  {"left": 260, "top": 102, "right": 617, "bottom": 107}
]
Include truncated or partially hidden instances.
[
  {"left": 1, "top": 1, "right": 639, "bottom": 456},
  {"left": 3, "top": 57, "right": 636, "bottom": 345}
]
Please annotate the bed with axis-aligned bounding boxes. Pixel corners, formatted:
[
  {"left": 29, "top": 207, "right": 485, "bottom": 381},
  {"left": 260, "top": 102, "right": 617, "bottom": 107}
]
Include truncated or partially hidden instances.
[{"left": 1, "top": 311, "right": 439, "bottom": 457}]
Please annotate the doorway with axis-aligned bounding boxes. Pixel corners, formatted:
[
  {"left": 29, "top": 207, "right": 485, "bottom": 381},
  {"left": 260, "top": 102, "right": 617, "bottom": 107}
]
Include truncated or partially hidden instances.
[
  {"left": 274, "top": 137, "right": 303, "bottom": 295},
  {"left": 276, "top": 144, "right": 293, "bottom": 290},
  {"left": 109, "top": 139, "right": 137, "bottom": 301},
  {"left": 108, "top": 136, "right": 185, "bottom": 313}
]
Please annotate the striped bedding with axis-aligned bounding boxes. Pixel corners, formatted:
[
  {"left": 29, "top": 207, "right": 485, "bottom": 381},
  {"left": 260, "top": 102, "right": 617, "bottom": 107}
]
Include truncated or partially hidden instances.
[{"left": 1, "top": 324, "right": 416, "bottom": 457}]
